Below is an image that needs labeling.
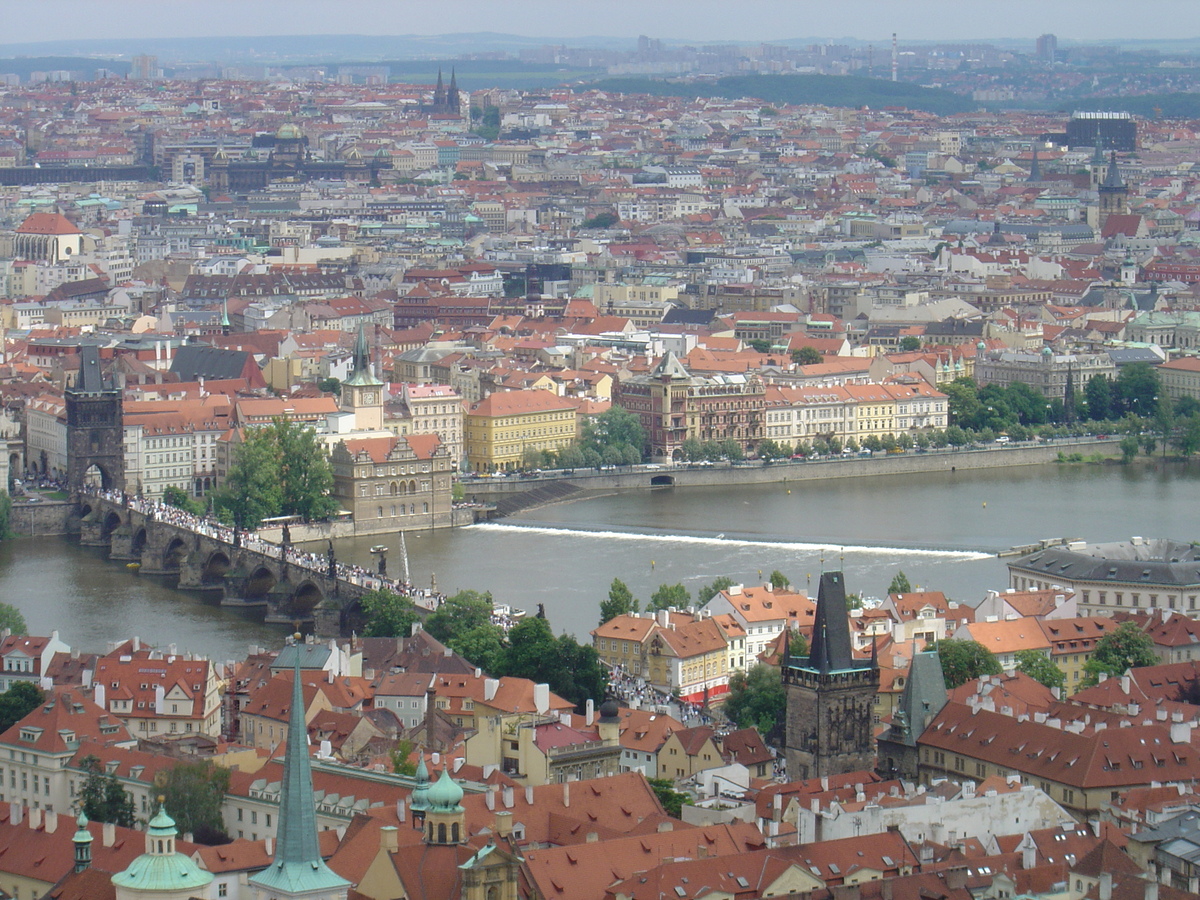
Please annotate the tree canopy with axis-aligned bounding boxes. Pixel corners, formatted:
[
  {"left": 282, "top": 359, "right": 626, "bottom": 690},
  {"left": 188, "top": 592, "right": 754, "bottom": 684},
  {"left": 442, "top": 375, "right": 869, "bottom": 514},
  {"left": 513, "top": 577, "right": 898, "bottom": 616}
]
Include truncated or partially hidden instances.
[
  {"left": 722, "top": 664, "right": 785, "bottom": 737},
  {"left": 933, "top": 639, "right": 1002, "bottom": 688},
  {"left": 161, "top": 761, "right": 231, "bottom": 845},
  {"left": 212, "top": 417, "right": 338, "bottom": 528},
  {"left": 360, "top": 589, "right": 420, "bottom": 638},
  {"left": 493, "top": 616, "right": 608, "bottom": 712},
  {"left": 647, "top": 583, "right": 691, "bottom": 612},
  {"left": 425, "top": 590, "right": 494, "bottom": 645},
  {"left": 0, "top": 602, "right": 27, "bottom": 636},
  {"left": 1082, "top": 622, "right": 1158, "bottom": 687},
  {"left": 580, "top": 406, "right": 646, "bottom": 463},
  {"left": 698, "top": 576, "right": 735, "bottom": 605},
  {"left": 887, "top": 571, "right": 913, "bottom": 595},
  {"left": 0, "top": 681, "right": 42, "bottom": 734},
  {"left": 1014, "top": 650, "right": 1066, "bottom": 691},
  {"left": 78, "top": 754, "right": 136, "bottom": 827},
  {"left": 600, "top": 578, "right": 640, "bottom": 624}
]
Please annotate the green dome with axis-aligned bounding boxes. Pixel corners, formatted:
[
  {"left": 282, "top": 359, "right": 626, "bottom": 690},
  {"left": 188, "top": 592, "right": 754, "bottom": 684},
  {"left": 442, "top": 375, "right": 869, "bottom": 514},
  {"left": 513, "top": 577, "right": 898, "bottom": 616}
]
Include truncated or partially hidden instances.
[
  {"left": 112, "top": 807, "right": 214, "bottom": 894},
  {"left": 410, "top": 756, "right": 430, "bottom": 811},
  {"left": 276, "top": 123, "right": 303, "bottom": 141},
  {"left": 428, "top": 767, "right": 464, "bottom": 812}
]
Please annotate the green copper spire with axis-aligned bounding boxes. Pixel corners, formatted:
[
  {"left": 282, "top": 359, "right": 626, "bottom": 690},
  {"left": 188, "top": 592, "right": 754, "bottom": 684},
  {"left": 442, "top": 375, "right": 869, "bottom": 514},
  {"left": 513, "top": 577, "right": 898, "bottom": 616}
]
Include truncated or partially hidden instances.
[
  {"left": 249, "top": 639, "right": 350, "bottom": 896},
  {"left": 220, "top": 296, "right": 231, "bottom": 328},
  {"left": 343, "top": 321, "right": 383, "bottom": 388}
]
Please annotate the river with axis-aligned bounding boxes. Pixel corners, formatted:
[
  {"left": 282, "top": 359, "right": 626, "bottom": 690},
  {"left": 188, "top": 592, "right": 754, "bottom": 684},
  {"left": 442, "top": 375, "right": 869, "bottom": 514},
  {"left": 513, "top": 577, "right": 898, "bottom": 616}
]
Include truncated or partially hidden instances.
[{"left": 5, "top": 461, "right": 1199, "bottom": 661}]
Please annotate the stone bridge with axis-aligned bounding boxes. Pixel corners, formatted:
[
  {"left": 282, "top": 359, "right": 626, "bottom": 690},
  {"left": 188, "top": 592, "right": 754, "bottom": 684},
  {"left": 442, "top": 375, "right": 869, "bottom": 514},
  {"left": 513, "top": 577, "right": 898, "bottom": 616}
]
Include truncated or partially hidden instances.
[{"left": 76, "top": 496, "right": 374, "bottom": 636}]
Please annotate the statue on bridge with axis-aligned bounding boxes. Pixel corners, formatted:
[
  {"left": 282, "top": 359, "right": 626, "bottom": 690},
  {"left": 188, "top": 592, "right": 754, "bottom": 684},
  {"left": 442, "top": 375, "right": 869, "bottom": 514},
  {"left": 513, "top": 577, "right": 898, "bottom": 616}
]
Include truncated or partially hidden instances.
[{"left": 326, "top": 541, "right": 337, "bottom": 579}]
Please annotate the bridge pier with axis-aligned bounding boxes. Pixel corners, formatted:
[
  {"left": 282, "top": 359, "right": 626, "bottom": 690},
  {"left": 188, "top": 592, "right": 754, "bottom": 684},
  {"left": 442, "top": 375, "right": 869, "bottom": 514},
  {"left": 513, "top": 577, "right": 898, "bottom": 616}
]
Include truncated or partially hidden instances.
[{"left": 109, "top": 526, "right": 137, "bottom": 561}]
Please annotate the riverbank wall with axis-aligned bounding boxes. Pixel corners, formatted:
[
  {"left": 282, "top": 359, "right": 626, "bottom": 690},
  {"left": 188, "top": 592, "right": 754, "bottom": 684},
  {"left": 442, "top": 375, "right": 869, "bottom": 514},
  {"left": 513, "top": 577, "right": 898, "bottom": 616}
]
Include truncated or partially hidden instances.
[
  {"left": 462, "top": 439, "right": 1124, "bottom": 507},
  {"left": 10, "top": 500, "right": 74, "bottom": 536}
]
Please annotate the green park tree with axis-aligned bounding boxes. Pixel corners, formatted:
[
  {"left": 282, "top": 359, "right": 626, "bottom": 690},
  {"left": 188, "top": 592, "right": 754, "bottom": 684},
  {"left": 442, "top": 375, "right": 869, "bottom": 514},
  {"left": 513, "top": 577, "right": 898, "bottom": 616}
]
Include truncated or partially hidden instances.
[
  {"left": 161, "top": 761, "right": 231, "bottom": 845},
  {"left": 769, "top": 570, "right": 790, "bottom": 590},
  {"left": 1120, "top": 433, "right": 1141, "bottom": 463},
  {"left": 0, "top": 681, "right": 42, "bottom": 733},
  {"left": 899, "top": 335, "right": 922, "bottom": 352},
  {"left": 78, "top": 754, "right": 136, "bottom": 827},
  {"left": 792, "top": 346, "right": 822, "bottom": 366},
  {"left": 212, "top": 417, "right": 337, "bottom": 528},
  {"left": 1014, "top": 650, "right": 1066, "bottom": 690},
  {"left": 887, "top": 571, "right": 913, "bottom": 595},
  {"left": 933, "top": 639, "right": 1003, "bottom": 688},
  {"left": 647, "top": 583, "right": 691, "bottom": 611},
  {"left": 648, "top": 777, "right": 690, "bottom": 818},
  {"left": 697, "top": 576, "right": 735, "bottom": 606},
  {"left": 0, "top": 602, "right": 27, "bottom": 635},
  {"left": 425, "top": 590, "right": 494, "bottom": 645},
  {"left": 1085, "top": 374, "right": 1112, "bottom": 421},
  {"left": 494, "top": 617, "right": 606, "bottom": 711},
  {"left": 360, "top": 589, "right": 420, "bottom": 638},
  {"left": 581, "top": 406, "right": 646, "bottom": 462},
  {"left": 723, "top": 664, "right": 785, "bottom": 736},
  {"left": 600, "top": 578, "right": 640, "bottom": 624},
  {"left": 390, "top": 739, "right": 417, "bottom": 776},
  {"left": 452, "top": 624, "right": 506, "bottom": 674},
  {"left": 1082, "top": 622, "right": 1159, "bottom": 687}
]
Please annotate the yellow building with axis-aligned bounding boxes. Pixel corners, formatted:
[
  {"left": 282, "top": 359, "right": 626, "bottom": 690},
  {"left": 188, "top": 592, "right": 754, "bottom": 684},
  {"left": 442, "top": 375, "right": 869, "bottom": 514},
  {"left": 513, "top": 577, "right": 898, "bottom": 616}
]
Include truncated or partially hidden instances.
[
  {"left": 844, "top": 383, "right": 896, "bottom": 440},
  {"left": 1038, "top": 616, "right": 1119, "bottom": 692},
  {"left": 464, "top": 389, "right": 578, "bottom": 472}
]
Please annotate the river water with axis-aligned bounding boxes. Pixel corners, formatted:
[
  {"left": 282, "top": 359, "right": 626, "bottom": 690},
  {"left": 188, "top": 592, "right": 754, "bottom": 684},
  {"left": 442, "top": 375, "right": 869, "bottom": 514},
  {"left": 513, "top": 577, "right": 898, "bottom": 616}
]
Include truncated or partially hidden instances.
[{"left": 5, "top": 462, "right": 1199, "bottom": 661}]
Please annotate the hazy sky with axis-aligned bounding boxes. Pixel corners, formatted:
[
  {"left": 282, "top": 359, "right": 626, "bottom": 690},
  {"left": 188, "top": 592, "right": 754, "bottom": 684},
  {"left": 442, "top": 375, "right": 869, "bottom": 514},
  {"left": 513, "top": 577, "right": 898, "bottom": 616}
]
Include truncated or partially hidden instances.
[{"left": 4, "top": 0, "right": 1199, "bottom": 45}]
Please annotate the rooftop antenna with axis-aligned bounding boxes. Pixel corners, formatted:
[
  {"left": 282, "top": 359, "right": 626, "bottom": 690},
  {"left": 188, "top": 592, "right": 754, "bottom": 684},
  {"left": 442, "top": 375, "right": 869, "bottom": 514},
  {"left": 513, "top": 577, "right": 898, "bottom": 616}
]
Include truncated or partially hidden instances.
[{"left": 892, "top": 33, "right": 898, "bottom": 82}]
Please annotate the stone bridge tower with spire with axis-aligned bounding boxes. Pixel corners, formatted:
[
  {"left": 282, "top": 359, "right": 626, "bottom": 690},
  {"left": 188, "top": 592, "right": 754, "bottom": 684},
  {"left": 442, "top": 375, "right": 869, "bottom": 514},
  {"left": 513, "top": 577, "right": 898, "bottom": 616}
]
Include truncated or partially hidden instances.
[
  {"left": 782, "top": 571, "right": 880, "bottom": 779},
  {"left": 66, "top": 344, "right": 125, "bottom": 495}
]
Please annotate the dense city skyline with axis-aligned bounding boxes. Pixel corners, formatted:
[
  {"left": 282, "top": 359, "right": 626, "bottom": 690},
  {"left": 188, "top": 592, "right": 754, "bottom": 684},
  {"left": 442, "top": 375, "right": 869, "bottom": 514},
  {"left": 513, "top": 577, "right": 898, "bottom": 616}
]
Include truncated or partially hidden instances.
[{"left": 2, "top": 0, "right": 1199, "bottom": 47}]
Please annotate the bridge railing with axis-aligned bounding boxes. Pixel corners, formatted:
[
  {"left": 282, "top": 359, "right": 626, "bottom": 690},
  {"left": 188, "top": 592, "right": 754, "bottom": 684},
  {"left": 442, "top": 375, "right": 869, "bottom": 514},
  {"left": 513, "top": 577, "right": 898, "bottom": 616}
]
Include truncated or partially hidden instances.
[{"left": 83, "top": 487, "right": 444, "bottom": 611}]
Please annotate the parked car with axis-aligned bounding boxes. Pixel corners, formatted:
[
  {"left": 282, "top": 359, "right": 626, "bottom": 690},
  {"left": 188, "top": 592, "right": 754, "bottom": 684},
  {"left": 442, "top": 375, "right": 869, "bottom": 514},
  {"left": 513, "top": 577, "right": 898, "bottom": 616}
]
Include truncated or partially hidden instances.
[{"left": 994, "top": 436, "right": 1011, "bottom": 444}]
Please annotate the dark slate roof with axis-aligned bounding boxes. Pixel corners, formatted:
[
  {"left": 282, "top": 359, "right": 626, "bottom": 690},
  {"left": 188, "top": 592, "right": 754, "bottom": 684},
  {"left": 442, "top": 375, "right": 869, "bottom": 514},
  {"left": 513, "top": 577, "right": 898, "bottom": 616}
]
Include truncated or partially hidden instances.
[
  {"left": 924, "top": 319, "right": 984, "bottom": 337},
  {"left": 1011, "top": 541, "right": 1200, "bottom": 588},
  {"left": 941, "top": 220, "right": 1095, "bottom": 240},
  {"left": 1107, "top": 347, "right": 1164, "bottom": 367},
  {"left": 661, "top": 307, "right": 716, "bottom": 326},
  {"left": 169, "top": 344, "right": 252, "bottom": 381}
]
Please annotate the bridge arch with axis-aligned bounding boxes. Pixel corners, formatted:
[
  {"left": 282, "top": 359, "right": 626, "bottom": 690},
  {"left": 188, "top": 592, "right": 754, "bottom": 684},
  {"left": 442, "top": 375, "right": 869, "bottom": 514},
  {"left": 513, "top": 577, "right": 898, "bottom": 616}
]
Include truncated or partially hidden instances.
[
  {"left": 162, "top": 536, "right": 188, "bottom": 571},
  {"left": 292, "top": 581, "right": 325, "bottom": 616},
  {"left": 103, "top": 510, "right": 123, "bottom": 539},
  {"left": 244, "top": 566, "right": 278, "bottom": 602},
  {"left": 201, "top": 551, "right": 231, "bottom": 585},
  {"left": 650, "top": 474, "right": 675, "bottom": 486},
  {"left": 131, "top": 526, "right": 148, "bottom": 557}
]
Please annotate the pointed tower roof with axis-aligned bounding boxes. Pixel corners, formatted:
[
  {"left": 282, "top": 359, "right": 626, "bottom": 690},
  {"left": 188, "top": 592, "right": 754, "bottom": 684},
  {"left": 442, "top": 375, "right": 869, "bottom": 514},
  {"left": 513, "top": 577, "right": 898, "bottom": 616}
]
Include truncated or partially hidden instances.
[
  {"left": 806, "top": 571, "right": 855, "bottom": 673},
  {"left": 449, "top": 67, "right": 458, "bottom": 93},
  {"left": 249, "top": 640, "right": 350, "bottom": 897},
  {"left": 1102, "top": 151, "right": 1126, "bottom": 190},
  {"left": 1027, "top": 145, "right": 1041, "bottom": 182},
  {"left": 651, "top": 349, "right": 693, "bottom": 382},
  {"left": 888, "top": 649, "right": 948, "bottom": 747},
  {"left": 343, "top": 321, "right": 383, "bottom": 387}
]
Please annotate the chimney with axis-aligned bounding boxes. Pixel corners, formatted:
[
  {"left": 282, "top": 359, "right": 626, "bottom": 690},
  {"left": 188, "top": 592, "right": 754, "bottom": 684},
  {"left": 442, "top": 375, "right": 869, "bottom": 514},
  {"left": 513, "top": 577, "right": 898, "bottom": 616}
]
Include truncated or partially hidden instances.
[
  {"left": 1099, "top": 873, "right": 1113, "bottom": 900},
  {"left": 44, "top": 810, "right": 57, "bottom": 834},
  {"left": 264, "top": 836, "right": 273, "bottom": 857},
  {"left": 657, "top": 609, "right": 670, "bottom": 628},
  {"left": 381, "top": 825, "right": 399, "bottom": 853},
  {"left": 563, "top": 781, "right": 570, "bottom": 808},
  {"left": 586, "top": 699, "right": 594, "bottom": 726},
  {"left": 484, "top": 678, "right": 499, "bottom": 701},
  {"left": 525, "top": 786, "right": 534, "bottom": 805},
  {"left": 1145, "top": 880, "right": 1159, "bottom": 900},
  {"left": 28, "top": 808, "right": 42, "bottom": 830},
  {"left": 504, "top": 785, "right": 514, "bottom": 809},
  {"left": 396, "top": 799, "right": 406, "bottom": 823},
  {"left": 1021, "top": 839, "right": 1036, "bottom": 870},
  {"left": 102, "top": 821, "right": 115, "bottom": 847},
  {"left": 1171, "top": 722, "right": 1192, "bottom": 744},
  {"left": 93, "top": 684, "right": 106, "bottom": 709},
  {"left": 485, "top": 788, "right": 496, "bottom": 810},
  {"left": 495, "top": 810, "right": 513, "bottom": 838},
  {"left": 534, "top": 683, "right": 549, "bottom": 715},
  {"left": 9, "top": 803, "right": 21, "bottom": 826}
]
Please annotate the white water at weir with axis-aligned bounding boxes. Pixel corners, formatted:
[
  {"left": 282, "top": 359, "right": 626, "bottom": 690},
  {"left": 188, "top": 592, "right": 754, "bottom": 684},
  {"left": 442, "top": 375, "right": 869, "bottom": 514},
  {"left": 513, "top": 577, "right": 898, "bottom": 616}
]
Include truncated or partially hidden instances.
[{"left": 470, "top": 522, "right": 994, "bottom": 561}]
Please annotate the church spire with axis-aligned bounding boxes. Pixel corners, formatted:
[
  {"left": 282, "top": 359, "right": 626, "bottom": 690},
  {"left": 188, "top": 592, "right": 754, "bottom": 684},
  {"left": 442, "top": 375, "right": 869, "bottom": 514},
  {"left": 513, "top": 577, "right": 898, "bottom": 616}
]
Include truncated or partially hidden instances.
[
  {"left": 248, "top": 637, "right": 349, "bottom": 898},
  {"left": 807, "top": 571, "right": 855, "bottom": 673},
  {"left": 343, "top": 321, "right": 383, "bottom": 387}
]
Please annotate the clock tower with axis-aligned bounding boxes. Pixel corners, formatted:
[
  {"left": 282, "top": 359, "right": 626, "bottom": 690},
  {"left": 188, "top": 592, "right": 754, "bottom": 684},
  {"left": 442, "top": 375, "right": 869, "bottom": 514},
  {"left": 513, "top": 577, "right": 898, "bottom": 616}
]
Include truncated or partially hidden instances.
[{"left": 342, "top": 322, "right": 384, "bottom": 431}]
